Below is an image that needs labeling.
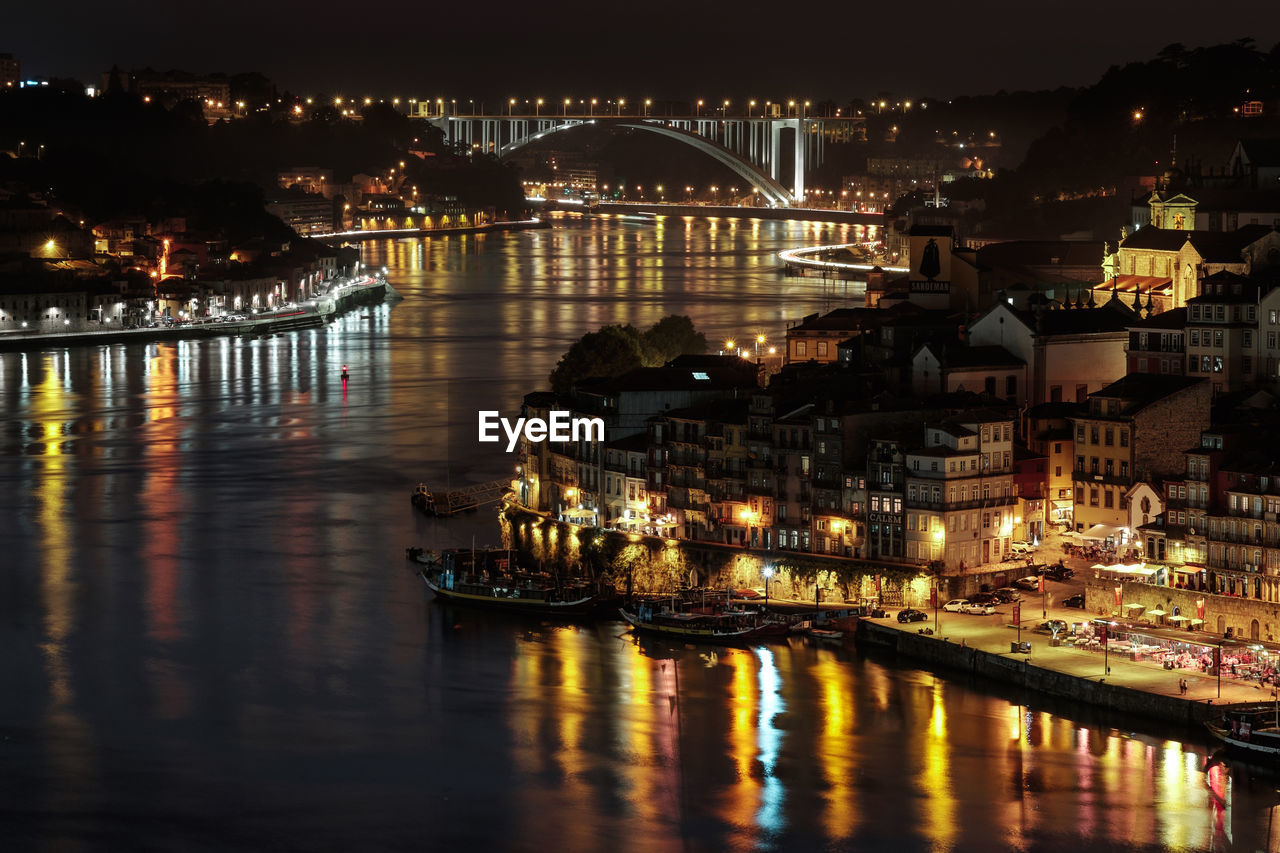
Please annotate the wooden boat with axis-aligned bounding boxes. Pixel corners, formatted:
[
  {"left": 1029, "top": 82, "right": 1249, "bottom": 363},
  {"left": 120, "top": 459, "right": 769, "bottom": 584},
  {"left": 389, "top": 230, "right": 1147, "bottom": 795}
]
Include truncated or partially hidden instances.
[
  {"left": 1205, "top": 705, "right": 1280, "bottom": 761},
  {"left": 419, "top": 548, "right": 619, "bottom": 619},
  {"left": 619, "top": 592, "right": 789, "bottom": 644},
  {"left": 806, "top": 627, "right": 845, "bottom": 643}
]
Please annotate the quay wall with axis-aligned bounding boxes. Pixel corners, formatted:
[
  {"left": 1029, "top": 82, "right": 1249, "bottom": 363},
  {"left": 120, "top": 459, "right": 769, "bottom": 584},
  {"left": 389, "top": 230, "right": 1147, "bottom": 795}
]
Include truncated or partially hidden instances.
[
  {"left": 501, "top": 506, "right": 930, "bottom": 602},
  {"left": 0, "top": 281, "right": 390, "bottom": 351},
  {"left": 857, "top": 620, "right": 1219, "bottom": 726}
]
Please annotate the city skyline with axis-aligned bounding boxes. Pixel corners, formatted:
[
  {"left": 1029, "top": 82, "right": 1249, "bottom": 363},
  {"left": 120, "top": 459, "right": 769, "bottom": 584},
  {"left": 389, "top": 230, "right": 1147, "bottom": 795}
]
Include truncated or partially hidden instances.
[{"left": 7, "top": 0, "right": 1276, "bottom": 98}]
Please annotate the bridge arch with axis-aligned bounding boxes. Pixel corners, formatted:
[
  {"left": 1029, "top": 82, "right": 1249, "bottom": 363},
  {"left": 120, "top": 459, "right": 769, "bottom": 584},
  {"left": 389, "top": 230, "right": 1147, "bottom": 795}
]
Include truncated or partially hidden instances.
[{"left": 465, "top": 118, "right": 794, "bottom": 208}]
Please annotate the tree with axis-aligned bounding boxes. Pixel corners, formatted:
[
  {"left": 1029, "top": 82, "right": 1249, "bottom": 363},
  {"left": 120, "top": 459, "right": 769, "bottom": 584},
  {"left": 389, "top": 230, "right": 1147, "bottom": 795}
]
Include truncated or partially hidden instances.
[
  {"left": 547, "top": 315, "right": 709, "bottom": 393},
  {"left": 549, "top": 324, "right": 645, "bottom": 394},
  {"left": 642, "top": 314, "right": 706, "bottom": 365}
]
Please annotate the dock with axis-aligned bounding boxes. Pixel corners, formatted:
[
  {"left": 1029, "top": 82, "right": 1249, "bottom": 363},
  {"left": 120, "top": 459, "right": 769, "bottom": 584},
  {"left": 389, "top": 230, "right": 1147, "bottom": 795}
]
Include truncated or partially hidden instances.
[{"left": 412, "top": 478, "right": 516, "bottom": 517}]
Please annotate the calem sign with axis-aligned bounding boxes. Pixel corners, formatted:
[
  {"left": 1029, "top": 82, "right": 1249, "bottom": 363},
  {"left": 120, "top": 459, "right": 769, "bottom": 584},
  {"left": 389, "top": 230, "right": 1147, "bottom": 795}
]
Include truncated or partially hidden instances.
[{"left": 478, "top": 410, "right": 604, "bottom": 452}]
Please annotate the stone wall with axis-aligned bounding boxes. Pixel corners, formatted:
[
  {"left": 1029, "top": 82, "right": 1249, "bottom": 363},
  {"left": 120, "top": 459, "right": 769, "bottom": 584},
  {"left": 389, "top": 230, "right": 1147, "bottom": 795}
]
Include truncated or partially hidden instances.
[
  {"left": 1084, "top": 579, "right": 1280, "bottom": 642},
  {"left": 1134, "top": 382, "right": 1210, "bottom": 480},
  {"left": 502, "top": 506, "right": 931, "bottom": 601},
  {"left": 857, "top": 620, "right": 1218, "bottom": 726}
]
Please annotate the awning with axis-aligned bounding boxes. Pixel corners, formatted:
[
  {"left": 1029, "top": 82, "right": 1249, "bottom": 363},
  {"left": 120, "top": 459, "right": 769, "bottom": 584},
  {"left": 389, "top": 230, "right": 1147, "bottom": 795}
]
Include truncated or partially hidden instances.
[
  {"left": 1083, "top": 523, "right": 1126, "bottom": 541},
  {"left": 1124, "top": 603, "right": 1144, "bottom": 610},
  {"left": 1190, "top": 618, "right": 1205, "bottom": 625},
  {"left": 1169, "top": 615, "right": 1189, "bottom": 622},
  {"left": 1147, "top": 609, "right": 1167, "bottom": 617}
]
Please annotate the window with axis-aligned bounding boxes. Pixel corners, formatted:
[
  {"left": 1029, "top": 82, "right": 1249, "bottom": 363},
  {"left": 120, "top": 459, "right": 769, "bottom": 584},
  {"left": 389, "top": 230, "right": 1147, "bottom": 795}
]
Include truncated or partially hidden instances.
[
  {"left": 1214, "top": 356, "right": 1223, "bottom": 373},
  {"left": 1090, "top": 426, "right": 1099, "bottom": 444},
  {"left": 1105, "top": 459, "right": 1113, "bottom": 475},
  {"left": 1075, "top": 489, "right": 1083, "bottom": 504},
  {"left": 1214, "top": 330, "right": 1224, "bottom": 348},
  {"left": 1119, "top": 429, "right": 1128, "bottom": 448},
  {"left": 1203, "top": 355, "right": 1212, "bottom": 372},
  {"left": 817, "top": 341, "right": 828, "bottom": 357},
  {"left": 893, "top": 497, "right": 902, "bottom": 513},
  {"left": 1244, "top": 356, "right": 1253, "bottom": 373},
  {"left": 796, "top": 341, "right": 807, "bottom": 357},
  {"left": 1090, "top": 489, "right": 1099, "bottom": 506},
  {"left": 1054, "top": 442, "right": 1062, "bottom": 454},
  {"left": 1190, "top": 330, "right": 1200, "bottom": 347},
  {"left": 1104, "top": 490, "right": 1114, "bottom": 508},
  {"left": 1076, "top": 425, "right": 1085, "bottom": 443},
  {"left": 1090, "top": 457, "right": 1099, "bottom": 474},
  {"left": 1272, "top": 309, "right": 1279, "bottom": 325},
  {"left": 1055, "top": 465, "right": 1062, "bottom": 477},
  {"left": 1244, "top": 330, "right": 1253, "bottom": 347},
  {"left": 1076, "top": 455, "right": 1085, "bottom": 471},
  {"left": 1120, "top": 461, "right": 1128, "bottom": 478},
  {"left": 1104, "top": 428, "right": 1114, "bottom": 446}
]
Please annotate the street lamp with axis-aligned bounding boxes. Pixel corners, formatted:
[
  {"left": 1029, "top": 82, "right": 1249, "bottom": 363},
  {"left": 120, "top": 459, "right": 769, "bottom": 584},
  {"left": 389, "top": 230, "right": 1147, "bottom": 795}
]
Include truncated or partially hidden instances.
[
  {"left": 590, "top": 98, "right": 597, "bottom": 117},
  {"left": 563, "top": 97, "right": 571, "bottom": 116},
  {"left": 644, "top": 98, "right": 652, "bottom": 117},
  {"left": 536, "top": 98, "right": 543, "bottom": 117},
  {"left": 763, "top": 565, "right": 773, "bottom": 609},
  {"left": 696, "top": 99, "right": 704, "bottom": 116}
]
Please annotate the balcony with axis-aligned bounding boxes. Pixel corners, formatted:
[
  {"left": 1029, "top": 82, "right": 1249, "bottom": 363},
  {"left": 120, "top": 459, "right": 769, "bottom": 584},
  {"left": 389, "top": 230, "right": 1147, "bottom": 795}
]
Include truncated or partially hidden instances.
[{"left": 1072, "top": 470, "right": 1131, "bottom": 488}]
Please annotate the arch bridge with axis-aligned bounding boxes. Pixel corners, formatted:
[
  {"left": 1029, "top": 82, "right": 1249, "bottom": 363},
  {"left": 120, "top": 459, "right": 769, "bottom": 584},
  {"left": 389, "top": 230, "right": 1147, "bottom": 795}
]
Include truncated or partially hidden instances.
[{"left": 422, "top": 114, "right": 864, "bottom": 207}]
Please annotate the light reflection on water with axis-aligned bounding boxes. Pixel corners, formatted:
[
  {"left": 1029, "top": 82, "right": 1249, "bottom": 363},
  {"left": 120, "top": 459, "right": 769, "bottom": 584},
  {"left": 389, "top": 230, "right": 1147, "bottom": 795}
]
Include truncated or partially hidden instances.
[{"left": 0, "top": 214, "right": 1275, "bottom": 851}]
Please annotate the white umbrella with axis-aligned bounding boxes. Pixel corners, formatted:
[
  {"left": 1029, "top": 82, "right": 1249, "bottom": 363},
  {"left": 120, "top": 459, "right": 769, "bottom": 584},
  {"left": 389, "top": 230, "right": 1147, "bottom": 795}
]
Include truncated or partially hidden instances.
[
  {"left": 1147, "top": 609, "right": 1166, "bottom": 617},
  {"left": 1168, "top": 615, "right": 1189, "bottom": 622}
]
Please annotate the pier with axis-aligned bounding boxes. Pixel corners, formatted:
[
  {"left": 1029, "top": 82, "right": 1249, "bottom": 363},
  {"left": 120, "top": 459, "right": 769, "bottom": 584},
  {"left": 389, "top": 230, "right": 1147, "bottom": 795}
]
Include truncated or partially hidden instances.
[{"left": 413, "top": 478, "right": 517, "bottom": 517}]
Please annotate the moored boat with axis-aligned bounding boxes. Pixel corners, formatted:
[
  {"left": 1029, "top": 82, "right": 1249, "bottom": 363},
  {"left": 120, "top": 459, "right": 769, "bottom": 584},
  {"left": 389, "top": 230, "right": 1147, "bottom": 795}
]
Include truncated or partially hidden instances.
[
  {"left": 418, "top": 548, "right": 620, "bottom": 619},
  {"left": 619, "top": 592, "right": 789, "bottom": 644},
  {"left": 806, "top": 627, "right": 845, "bottom": 643},
  {"left": 1205, "top": 705, "right": 1280, "bottom": 761}
]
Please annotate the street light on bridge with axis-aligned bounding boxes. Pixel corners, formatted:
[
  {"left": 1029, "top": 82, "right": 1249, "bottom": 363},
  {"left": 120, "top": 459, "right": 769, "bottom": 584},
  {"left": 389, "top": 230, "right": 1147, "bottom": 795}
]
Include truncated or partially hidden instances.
[
  {"left": 536, "top": 98, "right": 544, "bottom": 117},
  {"left": 644, "top": 98, "right": 652, "bottom": 117},
  {"left": 563, "top": 97, "right": 571, "bottom": 116},
  {"left": 617, "top": 98, "right": 626, "bottom": 115},
  {"left": 590, "top": 98, "right": 597, "bottom": 117},
  {"left": 696, "top": 99, "right": 704, "bottom": 116}
]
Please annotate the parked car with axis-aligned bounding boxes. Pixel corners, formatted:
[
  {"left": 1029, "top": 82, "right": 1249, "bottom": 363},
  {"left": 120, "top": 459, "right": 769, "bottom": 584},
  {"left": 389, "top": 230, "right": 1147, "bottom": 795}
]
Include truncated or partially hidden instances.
[
  {"left": 942, "top": 599, "right": 969, "bottom": 613},
  {"left": 969, "top": 592, "right": 1000, "bottom": 605},
  {"left": 897, "top": 608, "right": 928, "bottom": 623},
  {"left": 1039, "top": 619, "right": 1068, "bottom": 634},
  {"left": 1011, "top": 541, "right": 1037, "bottom": 555},
  {"left": 1062, "top": 594, "right": 1086, "bottom": 609},
  {"left": 994, "top": 587, "right": 1022, "bottom": 603},
  {"left": 1014, "top": 576, "right": 1041, "bottom": 591},
  {"left": 1045, "top": 565, "right": 1075, "bottom": 582},
  {"left": 962, "top": 602, "right": 997, "bottom": 615}
]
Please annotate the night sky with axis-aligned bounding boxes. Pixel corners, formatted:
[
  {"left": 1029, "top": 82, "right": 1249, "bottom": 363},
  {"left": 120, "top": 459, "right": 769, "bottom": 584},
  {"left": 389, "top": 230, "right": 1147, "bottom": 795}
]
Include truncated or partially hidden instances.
[{"left": 7, "top": 0, "right": 1275, "bottom": 99}]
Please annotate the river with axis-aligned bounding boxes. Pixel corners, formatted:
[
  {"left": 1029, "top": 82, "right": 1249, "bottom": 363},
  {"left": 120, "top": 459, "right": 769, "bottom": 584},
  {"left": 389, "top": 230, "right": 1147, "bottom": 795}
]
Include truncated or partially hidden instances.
[{"left": 0, "top": 212, "right": 1275, "bottom": 851}]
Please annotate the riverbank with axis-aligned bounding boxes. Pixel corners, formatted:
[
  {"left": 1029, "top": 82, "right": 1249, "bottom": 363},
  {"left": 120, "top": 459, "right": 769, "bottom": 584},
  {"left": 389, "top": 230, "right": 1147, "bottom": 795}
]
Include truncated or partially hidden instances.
[
  {"left": 314, "top": 217, "right": 549, "bottom": 242},
  {"left": 0, "top": 276, "right": 395, "bottom": 351},
  {"left": 536, "top": 198, "right": 885, "bottom": 226},
  {"left": 856, "top": 613, "right": 1262, "bottom": 729}
]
